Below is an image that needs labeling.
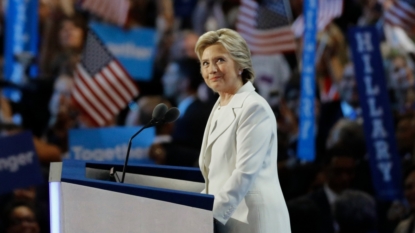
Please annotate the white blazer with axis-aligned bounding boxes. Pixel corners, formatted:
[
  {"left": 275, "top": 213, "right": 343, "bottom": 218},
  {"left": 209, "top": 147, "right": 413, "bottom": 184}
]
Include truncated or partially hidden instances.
[{"left": 199, "top": 82, "right": 291, "bottom": 233}]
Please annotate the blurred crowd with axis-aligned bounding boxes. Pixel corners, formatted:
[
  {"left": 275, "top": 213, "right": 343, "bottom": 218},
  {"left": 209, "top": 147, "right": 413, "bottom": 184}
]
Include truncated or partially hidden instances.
[{"left": 1, "top": 0, "right": 415, "bottom": 233}]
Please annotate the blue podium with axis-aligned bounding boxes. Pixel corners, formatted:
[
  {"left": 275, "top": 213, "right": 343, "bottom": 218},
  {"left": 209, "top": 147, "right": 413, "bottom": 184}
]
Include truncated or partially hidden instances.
[{"left": 49, "top": 160, "right": 214, "bottom": 233}]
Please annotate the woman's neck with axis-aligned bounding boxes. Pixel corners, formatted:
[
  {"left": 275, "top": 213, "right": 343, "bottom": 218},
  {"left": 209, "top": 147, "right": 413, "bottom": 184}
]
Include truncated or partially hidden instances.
[
  {"left": 219, "top": 93, "right": 235, "bottom": 106},
  {"left": 218, "top": 81, "right": 244, "bottom": 106}
]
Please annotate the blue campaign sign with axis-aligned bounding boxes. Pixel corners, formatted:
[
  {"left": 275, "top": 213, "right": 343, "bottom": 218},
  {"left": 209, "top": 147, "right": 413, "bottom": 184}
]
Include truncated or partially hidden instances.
[
  {"left": 0, "top": 131, "right": 43, "bottom": 195},
  {"left": 348, "top": 26, "right": 402, "bottom": 200},
  {"left": 90, "top": 22, "right": 157, "bottom": 81},
  {"left": 297, "top": 0, "right": 318, "bottom": 162},
  {"left": 4, "top": 0, "right": 39, "bottom": 100},
  {"left": 68, "top": 126, "right": 155, "bottom": 164}
]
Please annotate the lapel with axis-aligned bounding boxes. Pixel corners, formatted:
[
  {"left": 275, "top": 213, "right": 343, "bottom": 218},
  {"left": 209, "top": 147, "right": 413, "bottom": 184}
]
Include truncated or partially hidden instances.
[
  {"left": 199, "top": 98, "right": 219, "bottom": 179},
  {"left": 205, "top": 81, "right": 256, "bottom": 151},
  {"left": 199, "top": 81, "right": 256, "bottom": 185}
]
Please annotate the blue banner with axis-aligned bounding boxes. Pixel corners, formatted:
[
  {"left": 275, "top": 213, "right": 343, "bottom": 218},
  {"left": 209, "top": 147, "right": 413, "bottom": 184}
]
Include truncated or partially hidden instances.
[
  {"left": 0, "top": 131, "right": 43, "bottom": 194},
  {"left": 90, "top": 22, "right": 157, "bottom": 81},
  {"left": 297, "top": 0, "right": 318, "bottom": 162},
  {"left": 4, "top": 0, "right": 38, "bottom": 100},
  {"left": 348, "top": 27, "right": 402, "bottom": 200},
  {"left": 68, "top": 126, "right": 155, "bottom": 164}
]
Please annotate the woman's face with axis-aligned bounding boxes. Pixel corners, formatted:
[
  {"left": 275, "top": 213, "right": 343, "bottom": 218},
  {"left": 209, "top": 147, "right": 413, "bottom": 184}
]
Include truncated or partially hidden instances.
[
  {"left": 404, "top": 171, "right": 415, "bottom": 211},
  {"left": 59, "top": 20, "right": 84, "bottom": 50},
  {"left": 200, "top": 43, "right": 243, "bottom": 94},
  {"left": 7, "top": 206, "right": 39, "bottom": 233}
]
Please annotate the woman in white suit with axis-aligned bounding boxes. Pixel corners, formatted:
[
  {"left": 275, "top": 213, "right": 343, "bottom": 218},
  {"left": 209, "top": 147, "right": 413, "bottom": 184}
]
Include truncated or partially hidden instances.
[{"left": 195, "top": 28, "right": 291, "bottom": 233}]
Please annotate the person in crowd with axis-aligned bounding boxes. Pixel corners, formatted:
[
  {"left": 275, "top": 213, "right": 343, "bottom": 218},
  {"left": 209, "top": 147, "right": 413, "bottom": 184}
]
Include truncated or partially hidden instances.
[
  {"left": 47, "top": 13, "right": 88, "bottom": 78},
  {"left": 317, "top": 63, "right": 361, "bottom": 161},
  {"left": 251, "top": 52, "right": 292, "bottom": 109},
  {"left": 306, "top": 144, "right": 357, "bottom": 233},
  {"left": 334, "top": 190, "right": 378, "bottom": 233},
  {"left": 195, "top": 28, "right": 290, "bottom": 232},
  {"left": 125, "top": 95, "right": 199, "bottom": 166},
  {"left": 125, "top": 95, "right": 174, "bottom": 164},
  {"left": 387, "top": 55, "right": 415, "bottom": 113},
  {"left": 0, "top": 185, "right": 50, "bottom": 233},
  {"left": 45, "top": 72, "right": 77, "bottom": 154},
  {"left": 0, "top": 85, "right": 62, "bottom": 163},
  {"left": 277, "top": 70, "right": 301, "bottom": 161},
  {"left": 325, "top": 119, "right": 365, "bottom": 153},
  {"left": 0, "top": 93, "right": 12, "bottom": 120},
  {"left": 396, "top": 113, "right": 415, "bottom": 160},
  {"left": 325, "top": 118, "right": 374, "bottom": 195},
  {"left": 181, "top": 31, "right": 200, "bottom": 59},
  {"left": 162, "top": 57, "right": 212, "bottom": 153},
  {"left": 0, "top": 200, "right": 42, "bottom": 233},
  {"left": 169, "top": 30, "right": 200, "bottom": 60},
  {"left": 394, "top": 166, "right": 415, "bottom": 233},
  {"left": 192, "top": 0, "right": 227, "bottom": 35}
]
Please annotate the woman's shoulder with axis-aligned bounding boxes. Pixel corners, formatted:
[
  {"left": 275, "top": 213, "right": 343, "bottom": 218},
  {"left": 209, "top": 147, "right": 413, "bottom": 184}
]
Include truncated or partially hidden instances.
[
  {"left": 239, "top": 92, "right": 275, "bottom": 120},
  {"left": 243, "top": 91, "right": 271, "bottom": 108}
]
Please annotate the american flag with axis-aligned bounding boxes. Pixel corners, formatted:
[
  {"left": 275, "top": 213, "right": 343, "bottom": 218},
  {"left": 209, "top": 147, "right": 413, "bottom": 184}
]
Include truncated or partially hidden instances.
[
  {"left": 384, "top": 0, "right": 415, "bottom": 32},
  {"left": 291, "top": 0, "right": 343, "bottom": 38},
  {"left": 236, "top": 0, "right": 296, "bottom": 54},
  {"left": 79, "top": 0, "right": 130, "bottom": 26},
  {"left": 72, "top": 30, "right": 139, "bottom": 127}
]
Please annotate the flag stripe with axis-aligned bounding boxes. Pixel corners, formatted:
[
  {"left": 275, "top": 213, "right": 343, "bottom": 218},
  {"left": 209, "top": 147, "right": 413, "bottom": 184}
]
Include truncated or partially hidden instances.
[
  {"left": 385, "top": 0, "right": 415, "bottom": 31},
  {"left": 72, "top": 30, "right": 139, "bottom": 127},
  {"left": 109, "top": 61, "right": 139, "bottom": 96},
  {"left": 95, "top": 73, "right": 126, "bottom": 108},
  {"left": 385, "top": 12, "right": 412, "bottom": 30},
  {"left": 101, "top": 67, "right": 131, "bottom": 102},
  {"left": 236, "top": 0, "right": 296, "bottom": 55},
  {"left": 76, "top": 65, "right": 119, "bottom": 114},
  {"left": 73, "top": 74, "right": 112, "bottom": 121},
  {"left": 71, "top": 95, "right": 100, "bottom": 126},
  {"left": 75, "top": 69, "right": 118, "bottom": 115},
  {"left": 291, "top": 0, "right": 343, "bottom": 37},
  {"left": 81, "top": 0, "right": 129, "bottom": 26},
  {"left": 72, "top": 88, "right": 105, "bottom": 126}
]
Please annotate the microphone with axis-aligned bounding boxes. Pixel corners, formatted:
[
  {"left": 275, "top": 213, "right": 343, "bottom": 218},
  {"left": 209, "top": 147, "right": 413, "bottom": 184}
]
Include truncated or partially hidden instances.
[
  {"left": 119, "top": 104, "right": 180, "bottom": 183},
  {"left": 152, "top": 103, "right": 168, "bottom": 121},
  {"left": 163, "top": 107, "right": 180, "bottom": 123}
]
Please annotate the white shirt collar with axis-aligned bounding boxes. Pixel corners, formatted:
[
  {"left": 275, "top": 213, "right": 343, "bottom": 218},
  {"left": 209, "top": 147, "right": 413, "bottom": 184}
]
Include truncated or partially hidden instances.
[{"left": 324, "top": 184, "right": 340, "bottom": 206}]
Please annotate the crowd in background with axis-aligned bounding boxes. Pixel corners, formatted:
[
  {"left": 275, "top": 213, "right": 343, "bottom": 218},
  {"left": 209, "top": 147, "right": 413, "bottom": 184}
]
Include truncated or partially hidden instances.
[{"left": 1, "top": 0, "right": 415, "bottom": 233}]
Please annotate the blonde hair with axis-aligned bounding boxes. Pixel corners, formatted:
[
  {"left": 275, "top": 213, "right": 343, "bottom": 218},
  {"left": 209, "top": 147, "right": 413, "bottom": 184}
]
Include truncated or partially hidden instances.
[{"left": 195, "top": 28, "right": 255, "bottom": 83}]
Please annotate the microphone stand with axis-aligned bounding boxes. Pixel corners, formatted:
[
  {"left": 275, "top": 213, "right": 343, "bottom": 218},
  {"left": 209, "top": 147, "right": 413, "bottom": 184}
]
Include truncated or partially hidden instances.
[{"left": 120, "top": 118, "right": 163, "bottom": 183}]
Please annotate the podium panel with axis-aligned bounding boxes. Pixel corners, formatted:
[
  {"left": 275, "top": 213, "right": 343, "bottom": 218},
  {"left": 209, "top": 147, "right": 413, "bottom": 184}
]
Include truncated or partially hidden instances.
[{"left": 50, "top": 160, "right": 214, "bottom": 233}]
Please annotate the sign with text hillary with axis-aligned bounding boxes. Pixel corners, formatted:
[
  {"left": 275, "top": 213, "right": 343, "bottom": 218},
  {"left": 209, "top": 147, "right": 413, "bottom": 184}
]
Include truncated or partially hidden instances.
[
  {"left": 298, "top": 0, "right": 318, "bottom": 162},
  {"left": 68, "top": 127, "right": 155, "bottom": 164},
  {"left": 4, "top": 0, "right": 38, "bottom": 99},
  {"left": 348, "top": 27, "right": 402, "bottom": 200},
  {"left": 90, "top": 22, "right": 157, "bottom": 81},
  {"left": 0, "top": 131, "right": 43, "bottom": 194}
]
